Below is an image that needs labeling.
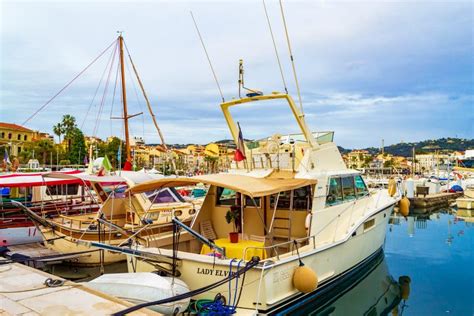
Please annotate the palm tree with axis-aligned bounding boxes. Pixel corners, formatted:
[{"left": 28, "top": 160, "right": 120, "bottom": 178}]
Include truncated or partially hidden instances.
[
  {"left": 36, "top": 139, "right": 54, "bottom": 165},
  {"left": 53, "top": 123, "right": 64, "bottom": 144},
  {"left": 61, "top": 115, "right": 77, "bottom": 153}
]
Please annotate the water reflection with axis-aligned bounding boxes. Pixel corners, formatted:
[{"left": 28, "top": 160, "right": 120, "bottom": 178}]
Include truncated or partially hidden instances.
[
  {"left": 389, "top": 208, "right": 470, "bottom": 246},
  {"left": 278, "top": 252, "right": 410, "bottom": 316},
  {"left": 385, "top": 208, "right": 473, "bottom": 315}
]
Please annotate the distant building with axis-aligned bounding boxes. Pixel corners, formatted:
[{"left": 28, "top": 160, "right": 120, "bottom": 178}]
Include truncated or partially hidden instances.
[
  {"left": 131, "top": 137, "right": 145, "bottom": 146},
  {"left": 84, "top": 136, "right": 103, "bottom": 146},
  {"left": 0, "top": 122, "right": 51, "bottom": 156},
  {"left": 415, "top": 153, "right": 449, "bottom": 172},
  {"left": 347, "top": 150, "right": 371, "bottom": 169}
]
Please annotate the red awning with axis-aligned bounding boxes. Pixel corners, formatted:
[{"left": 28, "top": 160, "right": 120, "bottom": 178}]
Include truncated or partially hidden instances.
[{"left": 0, "top": 171, "right": 84, "bottom": 188}]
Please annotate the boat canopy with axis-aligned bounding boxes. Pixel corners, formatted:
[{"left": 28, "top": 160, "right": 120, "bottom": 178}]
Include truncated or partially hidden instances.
[
  {"left": 128, "top": 174, "right": 316, "bottom": 198},
  {"left": 0, "top": 170, "right": 84, "bottom": 188},
  {"left": 42, "top": 172, "right": 127, "bottom": 184}
]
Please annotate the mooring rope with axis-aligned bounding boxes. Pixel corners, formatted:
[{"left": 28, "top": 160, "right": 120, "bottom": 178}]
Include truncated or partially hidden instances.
[
  {"left": 22, "top": 39, "right": 117, "bottom": 125},
  {"left": 111, "top": 256, "right": 260, "bottom": 316}
]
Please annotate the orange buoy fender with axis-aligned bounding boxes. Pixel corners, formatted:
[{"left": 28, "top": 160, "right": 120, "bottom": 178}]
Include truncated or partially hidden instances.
[
  {"left": 399, "top": 276, "right": 411, "bottom": 300},
  {"left": 388, "top": 178, "right": 397, "bottom": 197},
  {"left": 293, "top": 265, "right": 318, "bottom": 293},
  {"left": 398, "top": 197, "right": 410, "bottom": 217}
]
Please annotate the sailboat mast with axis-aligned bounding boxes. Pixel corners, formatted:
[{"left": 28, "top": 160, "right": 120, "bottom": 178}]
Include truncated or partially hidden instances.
[{"left": 119, "top": 34, "right": 131, "bottom": 161}]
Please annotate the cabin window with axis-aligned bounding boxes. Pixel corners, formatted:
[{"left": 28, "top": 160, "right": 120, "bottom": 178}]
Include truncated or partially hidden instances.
[
  {"left": 144, "top": 188, "right": 183, "bottom": 203},
  {"left": 270, "top": 186, "right": 312, "bottom": 210},
  {"left": 47, "top": 184, "right": 79, "bottom": 196},
  {"left": 293, "top": 186, "right": 312, "bottom": 210},
  {"left": 145, "top": 189, "right": 176, "bottom": 203},
  {"left": 341, "top": 176, "right": 356, "bottom": 201},
  {"left": 216, "top": 187, "right": 237, "bottom": 206},
  {"left": 354, "top": 175, "right": 368, "bottom": 197},
  {"left": 270, "top": 190, "right": 291, "bottom": 209},
  {"left": 244, "top": 196, "right": 261, "bottom": 208},
  {"left": 144, "top": 211, "right": 161, "bottom": 221},
  {"left": 326, "top": 177, "right": 343, "bottom": 206},
  {"left": 363, "top": 218, "right": 375, "bottom": 231}
]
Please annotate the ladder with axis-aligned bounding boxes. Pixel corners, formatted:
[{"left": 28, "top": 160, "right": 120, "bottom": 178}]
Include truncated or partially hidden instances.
[{"left": 271, "top": 191, "right": 293, "bottom": 251}]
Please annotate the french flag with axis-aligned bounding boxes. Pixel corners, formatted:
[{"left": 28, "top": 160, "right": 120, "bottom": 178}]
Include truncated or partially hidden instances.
[{"left": 234, "top": 122, "right": 246, "bottom": 162}]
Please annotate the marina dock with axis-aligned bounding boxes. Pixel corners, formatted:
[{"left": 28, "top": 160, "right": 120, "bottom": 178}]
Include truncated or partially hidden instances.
[
  {"left": 0, "top": 259, "right": 159, "bottom": 315},
  {"left": 409, "top": 192, "right": 462, "bottom": 209}
]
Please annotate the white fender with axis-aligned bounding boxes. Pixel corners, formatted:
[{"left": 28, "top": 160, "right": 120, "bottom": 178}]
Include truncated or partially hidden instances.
[{"left": 305, "top": 213, "right": 312, "bottom": 230}]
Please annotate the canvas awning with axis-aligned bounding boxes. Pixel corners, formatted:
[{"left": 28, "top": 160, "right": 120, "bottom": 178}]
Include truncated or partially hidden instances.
[
  {"left": 128, "top": 173, "right": 316, "bottom": 197},
  {"left": 0, "top": 170, "right": 83, "bottom": 188},
  {"left": 42, "top": 172, "right": 127, "bottom": 184}
]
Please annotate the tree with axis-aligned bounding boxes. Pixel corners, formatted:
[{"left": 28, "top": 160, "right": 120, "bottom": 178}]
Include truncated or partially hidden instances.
[
  {"left": 53, "top": 123, "right": 64, "bottom": 144},
  {"left": 61, "top": 115, "right": 77, "bottom": 153},
  {"left": 68, "top": 128, "right": 86, "bottom": 164},
  {"left": 36, "top": 139, "right": 54, "bottom": 165},
  {"left": 100, "top": 137, "right": 126, "bottom": 168}
]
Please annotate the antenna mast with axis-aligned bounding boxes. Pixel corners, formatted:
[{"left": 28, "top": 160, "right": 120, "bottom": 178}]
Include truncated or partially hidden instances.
[{"left": 279, "top": 0, "right": 304, "bottom": 114}]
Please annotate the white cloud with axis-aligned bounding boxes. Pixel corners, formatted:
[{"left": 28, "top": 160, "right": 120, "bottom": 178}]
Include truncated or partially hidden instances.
[{"left": 0, "top": 0, "right": 472, "bottom": 148}]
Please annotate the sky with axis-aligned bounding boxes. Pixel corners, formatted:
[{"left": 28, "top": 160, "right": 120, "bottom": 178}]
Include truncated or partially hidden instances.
[{"left": 0, "top": 0, "right": 473, "bottom": 148}]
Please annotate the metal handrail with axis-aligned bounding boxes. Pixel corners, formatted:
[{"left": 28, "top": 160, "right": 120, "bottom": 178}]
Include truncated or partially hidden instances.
[{"left": 314, "top": 190, "right": 376, "bottom": 238}]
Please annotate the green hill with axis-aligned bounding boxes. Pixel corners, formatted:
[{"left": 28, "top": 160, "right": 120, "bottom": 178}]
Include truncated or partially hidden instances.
[{"left": 343, "top": 138, "right": 474, "bottom": 157}]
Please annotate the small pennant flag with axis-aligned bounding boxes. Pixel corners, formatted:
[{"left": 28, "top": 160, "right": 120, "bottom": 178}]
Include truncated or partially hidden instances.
[
  {"left": 3, "top": 148, "right": 11, "bottom": 164},
  {"left": 234, "top": 122, "right": 246, "bottom": 162},
  {"left": 123, "top": 159, "right": 132, "bottom": 171},
  {"left": 102, "top": 155, "right": 112, "bottom": 172}
]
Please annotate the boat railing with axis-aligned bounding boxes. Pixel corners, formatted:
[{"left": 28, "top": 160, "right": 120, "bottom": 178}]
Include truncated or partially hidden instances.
[
  {"left": 59, "top": 214, "right": 97, "bottom": 230},
  {"left": 243, "top": 235, "right": 316, "bottom": 261}
]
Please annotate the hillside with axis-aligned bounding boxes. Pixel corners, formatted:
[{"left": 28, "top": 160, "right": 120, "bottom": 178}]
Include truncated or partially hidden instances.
[
  {"left": 344, "top": 138, "right": 474, "bottom": 157},
  {"left": 153, "top": 137, "right": 473, "bottom": 157}
]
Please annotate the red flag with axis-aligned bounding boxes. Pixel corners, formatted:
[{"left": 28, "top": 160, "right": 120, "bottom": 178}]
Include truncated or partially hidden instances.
[
  {"left": 123, "top": 159, "right": 132, "bottom": 171},
  {"left": 234, "top": 122, "right": 246, "bottom": 162}
]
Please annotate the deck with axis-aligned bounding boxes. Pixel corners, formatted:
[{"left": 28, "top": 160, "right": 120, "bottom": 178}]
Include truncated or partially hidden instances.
[
  {"left": 0, "top": 259, "right": 160, "bottom": 315},
  {"left": 409, "top": 192, "right": 462, "bottom": 209}
]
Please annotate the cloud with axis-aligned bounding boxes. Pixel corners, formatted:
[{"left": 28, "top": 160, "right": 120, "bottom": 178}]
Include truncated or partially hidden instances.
[{"left": 0, "top": 1, "right": 472, "bottom": 148}]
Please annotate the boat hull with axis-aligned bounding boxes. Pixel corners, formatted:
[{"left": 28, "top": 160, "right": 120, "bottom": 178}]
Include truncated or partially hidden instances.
[
  {"left": 0, "top": 226, "right": 42, "bottom": 246},
  {"left": 456, "top": 197, "right": 474, "bottom": 210},
  {"left": 127, "top": 204, "right": 393, "bottom": 312}
]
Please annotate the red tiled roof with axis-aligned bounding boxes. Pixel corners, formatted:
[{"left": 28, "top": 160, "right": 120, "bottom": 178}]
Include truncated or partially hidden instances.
[{"left": 0, "top": 122, "right": 33, "bottom": 132}]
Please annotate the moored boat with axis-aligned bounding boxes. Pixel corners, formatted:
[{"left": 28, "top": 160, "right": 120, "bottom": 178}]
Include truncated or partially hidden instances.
[
  {"left": 16, "top": 171, "right": 198, "bottom": 265},
  {"left": 0, "top": 170, "right": 100, "bottom": 246},
  {"left": 101, "top": 91, "right": 400, "bottom": 313}
]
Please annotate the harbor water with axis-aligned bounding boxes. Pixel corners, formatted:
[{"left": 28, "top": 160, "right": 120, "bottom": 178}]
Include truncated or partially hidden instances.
[{"left": 384, "top": 209, "right": 473, "bottom": 316}]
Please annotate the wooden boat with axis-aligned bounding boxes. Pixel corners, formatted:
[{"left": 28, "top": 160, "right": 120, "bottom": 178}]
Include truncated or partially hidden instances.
[
  {"left": 17, "top": 171, "right": 198, "bottom": 265},
  {"left": 101, "top": 91, "right": 400, "bottom": 313},
  {"left": 12, "top": 33, "right": 192, "bottom": 265}
]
